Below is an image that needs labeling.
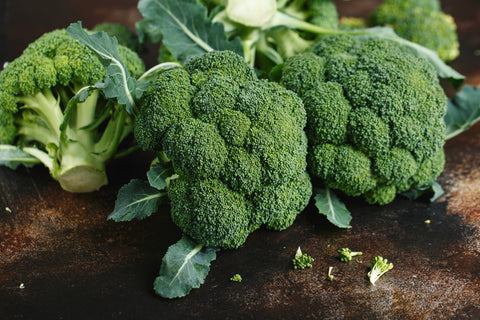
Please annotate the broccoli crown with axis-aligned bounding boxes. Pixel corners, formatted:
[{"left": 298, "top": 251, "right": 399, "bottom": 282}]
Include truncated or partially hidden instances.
[
  {"left": 280, "top": 34, "right": 447, "bottom": 205},
  {"left": 135, "top": 50, "right": 312, "bottom": 249},
  {"left": 0, "top": 29, "right": 145, "bottom": 192},
  {"left": 92, "top": 22, "right": 142, "bottom": 53},
  {"left": 370, "top": 0, "right": 459, "bottom": 61}
]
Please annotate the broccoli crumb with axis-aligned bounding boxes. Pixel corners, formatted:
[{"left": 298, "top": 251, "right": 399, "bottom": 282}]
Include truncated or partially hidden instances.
[
  {"left": 230, "top": 274, "right": 242, "bottom": 282},
  {"left": 327, "top": 267, "right": 334, "bottom": 281},
  {"left": 292, "top": 246, "right": 314, "bottom": 269},
  {"left": 338, "top": 248, "right": 363, "bottom": 262},
  {"left": 368, "top": 256, "right": 394, "bottom": 285}
]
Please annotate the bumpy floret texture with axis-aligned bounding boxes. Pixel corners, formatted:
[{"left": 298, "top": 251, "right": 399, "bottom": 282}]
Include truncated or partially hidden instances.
[
  {"left": 280, "top": 34, "right": 447, "bottom": 205},
  {"left": 370, "top": 0, "right": 459, "bottom": 62},
  {"left": 135, "top": 51, "right": 312, "bottom": 249}
]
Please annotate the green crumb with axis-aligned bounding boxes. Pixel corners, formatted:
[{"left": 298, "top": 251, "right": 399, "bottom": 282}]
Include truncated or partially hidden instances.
[
  {"left": 327, "top": 267, "right": 334, "bottom": 281},
  {"left": 230, "top": 274, "right": 242, "bottom": 282},
  {"left": 292, "top": 246, "right": 314, "bottom": 269}
]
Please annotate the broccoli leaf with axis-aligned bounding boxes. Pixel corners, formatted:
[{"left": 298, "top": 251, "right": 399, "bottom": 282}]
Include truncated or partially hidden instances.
[
  {"left": 352, "top": 27, "right": 465, "bottom": 88},
  {"left": 154, "top": 235, "right": 219, "bottom": 299},
  {"left": 444, "top": 85, "right": 480, "bottom": 140},
  {"left": 314, "top": 188, "right": 352, "bottom": 228},
  {"left": 137, "top": 0, "right": 243, "bottom": 62},
  {"left": 402, "top": 181, "right": 445, "bottom": 202},
  {"left": 0, "top": 145, "right": 41, "bottom": 169},
  {"left": 66, "top": 21, "right": 139, "bottom": 114},
  {"left": 147, "top": 162, "right": 175, "bottom": 191},
  {"left": 108, "top": 179, "right": 167, "bottom": 222}
]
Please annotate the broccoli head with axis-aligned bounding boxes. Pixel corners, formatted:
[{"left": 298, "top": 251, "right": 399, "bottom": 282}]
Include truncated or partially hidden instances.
[
  {"left": 134, "top": 50, "right": 312, "bottom": 249},
  {"left": 279, "top": 34, "right": 447, "bottom": 205},
  {"left": 370, "top": 0, "right": 459, "bottom": 62},
  {"left": 0, "top": 28, "right": 145, "bottom": 192}
]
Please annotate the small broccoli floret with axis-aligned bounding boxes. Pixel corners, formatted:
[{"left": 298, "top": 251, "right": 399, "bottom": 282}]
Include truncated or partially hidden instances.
[
  {"left": 292, "top": 246, "right": 314, "bottom": 269},
  {"left": 0, "top": 28, "right": 145, "bottom": 192},
  {"left": 136, "top": 50, "right": 311, "bottom": 249},
  {"left": 370, "top": 0, "right": 459, "bottom": 61},
  {"left": 338, "top": 248, "right": 363, "bottom": 262},
  {"left": 230, "top": 274, "right": 243, "bottom": 282},
  {"left": 92, "top": 22, "right": 142, "bottom": 53},
  {"left": 368, "top": 256, "right": 393, "bottom": 285},
  {"left": 280, "top": 34, "right": 447, "bottom": 205}
]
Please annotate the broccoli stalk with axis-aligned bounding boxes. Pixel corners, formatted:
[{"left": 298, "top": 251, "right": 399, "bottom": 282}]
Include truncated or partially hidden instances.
[
  {"left": 338, "top": 248, "right": 363, "bottom": 262},
  {"left": 368, "top": 256, "right": 394, "bottom": 285}
]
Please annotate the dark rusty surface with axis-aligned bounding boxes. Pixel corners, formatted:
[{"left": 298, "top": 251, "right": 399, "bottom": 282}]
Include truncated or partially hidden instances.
[{"left": 1, "top": 0, "right": 480, "bottom": 319}]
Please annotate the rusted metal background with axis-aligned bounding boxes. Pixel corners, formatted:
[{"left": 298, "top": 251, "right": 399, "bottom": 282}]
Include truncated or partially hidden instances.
[{"left": 1, "top": 0, "right": 479, "bottom": 319}]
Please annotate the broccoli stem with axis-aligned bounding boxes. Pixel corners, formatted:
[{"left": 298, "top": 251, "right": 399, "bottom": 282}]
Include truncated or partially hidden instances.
[
  {"left": 16, "top": 89, "right": 63, "bottom": 140},
  {"left": 265, "top": 11, "right": 339, "bottom": 35},
  {"left": 94, "top": 104, "right": 129, "bottom": 160},
  {"left": 138, "top": 62, "right": 183, "bottom": 82},
  {"left": 55, "top": 89, "right": 110, "bottom": 192},
  {"left": 16, "top": 120, "right": 58, "bottom": 147}
]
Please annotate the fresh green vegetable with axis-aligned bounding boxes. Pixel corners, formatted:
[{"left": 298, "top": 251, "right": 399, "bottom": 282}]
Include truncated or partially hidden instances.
[
  {"left": 368, "top": 256, "right": 393, "bottom": 285},
  {"left": 230, "top": 274, "right": 242, "bottom": 282},
  {"left": 0, "top": 27, "right": 145, "bottom": 192},
  {"left": 105, "top": 49, "right": 311, "bottom": 297},
  {"left": 292, "top": 246, "right": 314, "bottom": 269},
  {"left": 279, "top": 34, "right": 447, "bottom": 206},
  {"left": 131, "top": 50, "right": 312, "bottom": 249},
  {"left": 338, "top": 248, "right": 362, "bottom": 262},
  {"left": 370, "top": 0, "right": 459, "bottom": 62}
]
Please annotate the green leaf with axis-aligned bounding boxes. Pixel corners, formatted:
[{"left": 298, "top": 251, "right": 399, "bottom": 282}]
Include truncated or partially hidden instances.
[
  {"left": 0, "top": 145, "right": 41, "bottom": 169},
  {"left": 147, "top": 162, "right": 175, "bottom": 190},
  {"left": 137, "top": 0, "right": 243, "bottom": 62},
  {"left": 108, "top": 179, "right": 167, "bottom": 222},
  {"left": 445, "top": 85, "right": 480, "bottom": 140},
  {"left": 314, "top": 188, "right": 352, "bottom": 228},
  {"left": 66, "top": 21, "right": 138, "bottom": 114},
  {"left": 352, "top": 27, "right": 465, "bottom": 88},
  {"left": 154, "top": 235, "right": 219, "bottom": 299},
  {"left": 402, "top": 181, "right": 445, "bottom": 202}
]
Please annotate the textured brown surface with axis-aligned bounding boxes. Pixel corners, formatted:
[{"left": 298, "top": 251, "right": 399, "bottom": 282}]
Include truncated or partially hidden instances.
[{"left": 1, "top": 0, "right": 480, "bottom": 319}]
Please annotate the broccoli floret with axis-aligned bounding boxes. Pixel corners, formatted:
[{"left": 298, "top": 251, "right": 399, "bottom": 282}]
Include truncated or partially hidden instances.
[
  {"left": 292, "top": 246, "right": 314, "bottom": 269},
  {"left": 0, "top": 29, "right": 145, "bottom": 192},
  {"left": 135, "top": 50, "right": 312, "bottom": 249},
  {"left": 91, "top": 22, "right": 142, "bottom": 53},
  {"left": 279, "top": 34, "right": 447, "bottom": 205},
  {"left": 368, "top": 256, "right": 393, "bottom": 285},
  {"left": 370, "top": 0, "right": 459, "bottom": 61},
  {"left": 338, "top": 248, "right": 363, "bottom": 262},
  {"left": 230, "top": 274, "right": 242, "bottom": 282}
]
